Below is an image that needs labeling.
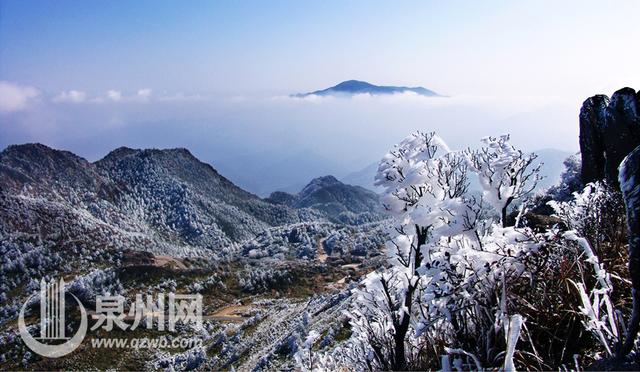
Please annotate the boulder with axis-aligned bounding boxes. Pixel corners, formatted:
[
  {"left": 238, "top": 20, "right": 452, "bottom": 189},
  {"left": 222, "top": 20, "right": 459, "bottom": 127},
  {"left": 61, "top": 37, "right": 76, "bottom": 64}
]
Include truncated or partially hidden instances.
[
  {"left": 604, "top": 88, "right": 640, "bottom": 184},
  {"left": 579, "top": 94, "right": 608, "bottom": 184},
  {"left": 618, "top": 144, "right": 640, "bottom": 355},
  {"left": 579, "top": 88, "right": 640, "bottom": 187}
]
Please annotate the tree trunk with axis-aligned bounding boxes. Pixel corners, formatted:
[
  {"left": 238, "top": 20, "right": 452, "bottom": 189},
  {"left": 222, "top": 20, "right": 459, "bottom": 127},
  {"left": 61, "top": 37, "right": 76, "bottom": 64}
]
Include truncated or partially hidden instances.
[
  {"left": 501, "top": 207, "right": 508, "bottom": 228},
  {"left": 501, "top": 197, "right": 514, "bottom": 228},
  {"left": 390, "top": 226, "right": 429, "bottom": 370}
]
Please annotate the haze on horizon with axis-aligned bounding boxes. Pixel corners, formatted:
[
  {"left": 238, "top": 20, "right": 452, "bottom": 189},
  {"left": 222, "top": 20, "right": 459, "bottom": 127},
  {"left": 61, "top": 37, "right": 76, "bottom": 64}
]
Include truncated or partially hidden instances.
[{"left": 1, "top": 0, "right": 639, "bottom": 194}]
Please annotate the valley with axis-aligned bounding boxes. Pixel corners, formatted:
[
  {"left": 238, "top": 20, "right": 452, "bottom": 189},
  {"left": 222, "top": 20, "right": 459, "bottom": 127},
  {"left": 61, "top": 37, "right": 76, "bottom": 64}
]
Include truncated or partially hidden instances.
[{"left": 0, "top": 143, "right": 387, "bottom": 370}]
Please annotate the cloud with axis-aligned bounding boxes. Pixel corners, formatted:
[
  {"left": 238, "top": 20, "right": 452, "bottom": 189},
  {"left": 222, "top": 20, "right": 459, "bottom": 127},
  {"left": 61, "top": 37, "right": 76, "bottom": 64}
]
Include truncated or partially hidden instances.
[
  {"left": 53, "top": 90, "right": 87, "bottom": 103},
  {"left": 278, "top": 91, "right": 447, "bottom": 103},
  {"left": 0, "top": 81, "right": 40, "bottom": 113},
  {"left": 273, "top": 91, "right": 567, "bottom": 114},
  {"left": 157, "top": 92, "right": 206, "bottom": 102},
  {"left": 106, "top": 90, "right": 122, "bottom": 102},
  {"left": 272, "top": 93, "right": 336, "bottom": 103},
  {"left": 52, "top": 88, "right": 154, "bottom": 103},
  {"left": 136, "top": 88, "right": 152, "bottom": 101}
]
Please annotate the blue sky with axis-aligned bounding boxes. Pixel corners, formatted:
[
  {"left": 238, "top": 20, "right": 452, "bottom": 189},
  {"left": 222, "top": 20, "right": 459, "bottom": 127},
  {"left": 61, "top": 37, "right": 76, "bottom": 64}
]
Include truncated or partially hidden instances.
[
  {"left": 3, "top": 0, "right": 638, "bottom": 97},
  {"left": 1, "top": 1, "right": 639, "bottom": 194}
]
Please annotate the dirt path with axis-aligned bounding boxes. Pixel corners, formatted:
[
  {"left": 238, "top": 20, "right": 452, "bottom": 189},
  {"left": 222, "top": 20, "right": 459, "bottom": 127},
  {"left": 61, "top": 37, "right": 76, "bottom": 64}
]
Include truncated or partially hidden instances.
[
  {"left": 153, "top": 255, "right": 187, "bottom": 270},
  {"left": 317, "top": 237, "right": 328, "bottom": 263},
  {"left": 209, "top": 304, "right": 252, "bottom": 322}
]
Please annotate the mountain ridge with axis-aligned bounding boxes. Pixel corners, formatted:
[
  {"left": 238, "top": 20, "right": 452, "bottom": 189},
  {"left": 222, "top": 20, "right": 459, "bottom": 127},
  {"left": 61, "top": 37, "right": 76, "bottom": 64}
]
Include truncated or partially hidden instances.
[
  {"left": 0, "top": 143, "right": 384, "bottom": 257},
  {"left": 294, "top": 80, "right": 441, "bottom": 97},
  {"left": 0, "top": 143, "right": 304, "bottom": 257},
  {"left": 266, "top": 174, "right": 385, "bottom": 224}
]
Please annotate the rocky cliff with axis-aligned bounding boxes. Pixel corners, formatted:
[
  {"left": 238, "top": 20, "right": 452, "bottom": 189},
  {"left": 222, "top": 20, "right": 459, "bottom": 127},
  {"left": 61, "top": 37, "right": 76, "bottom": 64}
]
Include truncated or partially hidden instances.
[{"left": 579, "top": 87, "right": 640, "bottom": 186}]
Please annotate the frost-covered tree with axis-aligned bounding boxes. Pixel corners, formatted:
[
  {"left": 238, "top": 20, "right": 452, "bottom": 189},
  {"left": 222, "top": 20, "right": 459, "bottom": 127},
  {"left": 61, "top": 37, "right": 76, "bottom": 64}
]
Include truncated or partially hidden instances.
[
  {"left": 316, "top": 132, "right": 544, "bottom": 370},
  {"left": 549, "top": 155, "right": 583, "bottom": 201},
  {"left": 468, "top": 135, "right": 542, "bottom": 227},
  {"left": 371, "top": 132, "right": 470, "bottom": 369},
  {"left": 549, "top": 181, "right": 626, "bottom": 255}
]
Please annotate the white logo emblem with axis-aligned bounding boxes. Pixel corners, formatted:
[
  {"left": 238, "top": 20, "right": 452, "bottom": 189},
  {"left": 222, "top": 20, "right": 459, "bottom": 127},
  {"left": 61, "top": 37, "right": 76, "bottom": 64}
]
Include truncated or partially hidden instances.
[{"left": 18, "top": 278, "right": 88, "bottom": 358}]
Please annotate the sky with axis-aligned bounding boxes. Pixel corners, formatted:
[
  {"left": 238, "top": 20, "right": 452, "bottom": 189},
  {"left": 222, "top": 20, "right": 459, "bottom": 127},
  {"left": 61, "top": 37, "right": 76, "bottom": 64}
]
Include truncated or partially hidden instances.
[{"left": 1, "top": 0, "right": 640, "bottom": 194}]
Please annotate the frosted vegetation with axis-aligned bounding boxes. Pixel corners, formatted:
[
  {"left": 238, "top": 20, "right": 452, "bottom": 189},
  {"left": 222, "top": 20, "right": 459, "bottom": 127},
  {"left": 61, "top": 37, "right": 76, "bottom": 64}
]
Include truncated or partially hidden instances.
[
  {"left": 297, "top": 131, "right": 634, "bottom": 370},
  {"left": 0, "top": 132, "right": 636, "bottom": 370}
]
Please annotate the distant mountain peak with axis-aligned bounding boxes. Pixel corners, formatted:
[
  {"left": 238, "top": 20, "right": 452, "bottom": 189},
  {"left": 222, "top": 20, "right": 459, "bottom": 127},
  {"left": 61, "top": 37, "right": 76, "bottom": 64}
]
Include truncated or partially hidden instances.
[
  {"left": 1, "top": 142, "right": 95, "bottom": 174},
  {"left": 4, "top": 143, "right": 79, "bottom": 159},
  {"left": 104, "top": 146, "right": 139, "bottom": 159},
  {"left": 294, "top": 80, "right": 442, "bottom": 97},
  {"left": 266, "top": 174, "right": 384, "bottom": 224},
  {"left": 332, "top": 80, "right": 376, "bottom": 90},
  {"left": 300, "top": 175, "right": 342, "bottom": 197},
  {"left": 6, "top": 142, "right": 51, "bottom": 152},
  {"left": 100, "top": 146, "right": 199, "bottom": 164}
]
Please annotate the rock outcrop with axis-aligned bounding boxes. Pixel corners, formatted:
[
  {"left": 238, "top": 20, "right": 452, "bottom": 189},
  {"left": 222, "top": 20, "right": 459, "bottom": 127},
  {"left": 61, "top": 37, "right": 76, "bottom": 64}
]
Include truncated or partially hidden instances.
[
  {"left": 604, "top": 88, "right": 640, "bottom": 183},
  {"left": 579, "top": 95, "right": 608, "bottom": 184},
  {"left": 619, "top": 144, "right": 640, "bottom": 355},
  {"left": 579, "top": 87, "right": 640, "bottom": 186},
  {"left": 579, "top": 88, "right": 640, "bottom": 356}
]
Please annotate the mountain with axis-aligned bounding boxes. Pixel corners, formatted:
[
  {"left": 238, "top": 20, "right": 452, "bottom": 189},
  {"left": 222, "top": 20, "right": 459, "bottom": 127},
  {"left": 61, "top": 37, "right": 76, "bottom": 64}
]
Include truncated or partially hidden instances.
[
  {"left": 266, "top": 175, "right": 384, "bottom": 224},
  {"left": 341, "top": 162, "right": 382, "bottom": 193},
  {"left": 0, "top": 143, "right": 304, "bottom": 258},
  {"left": 0, "top": 145, "right": 389, "bottom": 370},
  {"left": 294, "top": 80, "right": 441, "bottom": 97}
]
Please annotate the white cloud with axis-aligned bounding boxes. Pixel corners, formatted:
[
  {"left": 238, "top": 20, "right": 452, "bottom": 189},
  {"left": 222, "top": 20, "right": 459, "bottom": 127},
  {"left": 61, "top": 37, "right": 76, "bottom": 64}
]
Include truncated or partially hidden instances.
[
  {"left": 53, "top": 90, "right": 87, "bottom": 103},
  {"left": 106, "top": 90, "right": 122, "bottom": 101},
  {"left": 273, "top": 93, "right": 336, "bottom": 103},
  {"left": 0, "top": 81, "right": 40, "bottom": 113},
  {"left": 157, "top": 92, "right": 206, "bottom": 102},
  {"left": 136, "top": 88, "right": 152, "bottom": 101},
  {"left": 278, "top": 91, "right": 450, "bottom": 103},
  {"left": 51, "top": 88, "right": 202, "bottom": 104},
  {"left": 275, "top": 91, "right": 568, "bottom": 113}
]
